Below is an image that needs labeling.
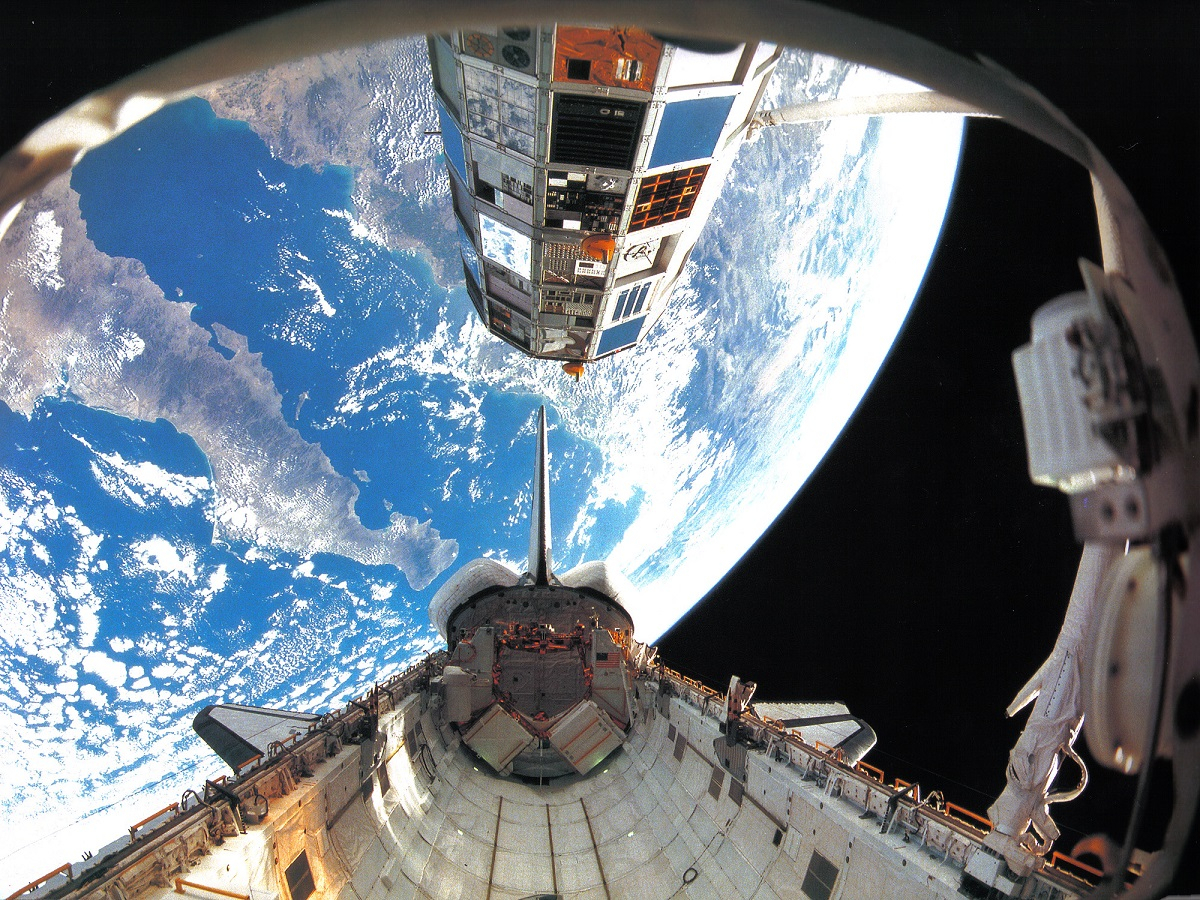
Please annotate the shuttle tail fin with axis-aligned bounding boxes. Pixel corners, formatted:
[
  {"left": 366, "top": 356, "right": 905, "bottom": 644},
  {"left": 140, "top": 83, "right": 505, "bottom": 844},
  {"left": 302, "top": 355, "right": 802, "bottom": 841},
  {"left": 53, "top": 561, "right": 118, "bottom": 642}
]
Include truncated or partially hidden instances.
[{"left": 528, "top": 406, "right": 552, "bottom": 585}]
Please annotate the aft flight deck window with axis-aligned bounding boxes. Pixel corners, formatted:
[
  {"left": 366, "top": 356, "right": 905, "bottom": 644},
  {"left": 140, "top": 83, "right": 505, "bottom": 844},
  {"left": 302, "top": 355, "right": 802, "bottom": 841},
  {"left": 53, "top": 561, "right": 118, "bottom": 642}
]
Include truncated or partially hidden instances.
[
  {"left": 284, "top": 850, "right": 316, "bottom": 900},
  {"left": 801, "top": 850, "right": 839, "bottom": 900}
]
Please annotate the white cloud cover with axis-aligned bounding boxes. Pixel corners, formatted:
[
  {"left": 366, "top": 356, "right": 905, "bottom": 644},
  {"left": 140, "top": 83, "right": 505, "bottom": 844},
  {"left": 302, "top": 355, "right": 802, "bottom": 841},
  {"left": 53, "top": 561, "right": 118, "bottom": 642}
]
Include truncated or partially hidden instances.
[
  {"left": 78, "top": 435, "right": 212, "bottom": 508},
  {"left": 130, "top": 537, "right": 200, "bottom": 583},
  {"left": 18, "top": 210, "right": 65, "bottom": 291}
]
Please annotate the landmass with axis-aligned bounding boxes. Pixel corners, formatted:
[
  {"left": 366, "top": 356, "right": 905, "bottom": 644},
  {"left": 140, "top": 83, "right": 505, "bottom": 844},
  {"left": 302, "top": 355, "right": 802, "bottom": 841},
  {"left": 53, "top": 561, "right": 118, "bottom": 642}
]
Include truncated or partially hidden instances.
[
  {"left": 201, "top": 36, "right": 460, "bottom": 284},
  {"left": 0, "top": 179, "right": 456, "bottom": 590}
]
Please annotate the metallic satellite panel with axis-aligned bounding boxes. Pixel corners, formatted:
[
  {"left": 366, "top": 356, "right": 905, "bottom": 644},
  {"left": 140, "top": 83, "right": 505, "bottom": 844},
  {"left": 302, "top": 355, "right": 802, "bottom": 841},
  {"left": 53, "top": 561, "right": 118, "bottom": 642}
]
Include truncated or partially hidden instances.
[{"left": 427, "top": 27, "right": 782, "bottom": 362}]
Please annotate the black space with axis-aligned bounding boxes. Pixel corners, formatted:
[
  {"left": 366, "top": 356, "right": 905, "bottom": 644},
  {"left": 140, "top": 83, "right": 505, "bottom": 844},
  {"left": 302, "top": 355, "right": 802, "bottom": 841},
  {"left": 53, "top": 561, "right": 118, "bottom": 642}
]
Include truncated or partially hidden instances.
[
  {"left": 656, "top": 1, "right": 1200, "bottom": 891},
  {"left": 3, "top": 0, "right": 1197, "bottom": 893}
]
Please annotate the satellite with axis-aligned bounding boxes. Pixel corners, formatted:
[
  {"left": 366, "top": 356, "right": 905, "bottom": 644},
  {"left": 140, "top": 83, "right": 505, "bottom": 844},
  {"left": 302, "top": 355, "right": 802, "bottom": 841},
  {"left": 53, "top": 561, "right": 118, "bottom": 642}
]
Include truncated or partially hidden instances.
[
  {"left": 426, "top": 28, "right": 780, "bottom": 367},
  {"left": 0, "top": 3, "right": 1195, "bottom": 899},
  {"left": 423, "top": 25, "right": 991, "bottom": 371}
]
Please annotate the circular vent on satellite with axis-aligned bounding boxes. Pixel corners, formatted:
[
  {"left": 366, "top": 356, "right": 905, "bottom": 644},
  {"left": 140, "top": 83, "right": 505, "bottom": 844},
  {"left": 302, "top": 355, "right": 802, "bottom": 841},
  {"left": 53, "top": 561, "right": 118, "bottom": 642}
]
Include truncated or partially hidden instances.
[
  {"left": 464, "top": 33, "right": 494, "bottom": 59},
  {"left": 503, "top": 27, "right": 533, "bottom": 41},
  {"left": 502, "top": 44, "right": 532, "bottom": 69}
]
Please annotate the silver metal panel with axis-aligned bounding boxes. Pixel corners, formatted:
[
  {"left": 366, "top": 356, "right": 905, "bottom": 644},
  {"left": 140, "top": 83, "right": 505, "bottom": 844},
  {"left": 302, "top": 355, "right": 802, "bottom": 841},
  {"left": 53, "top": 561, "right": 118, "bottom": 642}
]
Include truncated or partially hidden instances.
[
  {"left": 461, "top": 704, "right": 535, "bottom": 774},
  {"left": 549, "top": 701, "right": 623, "bottom": 775}
]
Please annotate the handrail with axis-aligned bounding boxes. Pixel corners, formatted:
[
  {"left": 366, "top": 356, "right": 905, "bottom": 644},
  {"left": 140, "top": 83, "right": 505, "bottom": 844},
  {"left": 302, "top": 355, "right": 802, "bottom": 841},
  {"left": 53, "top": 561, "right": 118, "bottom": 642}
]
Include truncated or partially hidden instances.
[
  {"left": 173, "top": 878, "right": 250, "bottom": 900},
  {"left": 892, "top": 778, "right": 920, "bottom": 803},
  {"left": 266, "top": 732, "right": 302, "bottom": 758},
  {"left": 233, "top": 753, "right": 263, "bottom": 774},
  {"left": 813, "top": 741, "right": 844, "bottom": 762},
  {"left": 943, "top": 802, "right": 992, "bottom": 832},
  {"left": 180, "top": 789, "right": 206, "bottom": 812},
  {"left": 1049, "top": 851, "right": 1104, "bottom": 881},
  {"left": 5, "top": 863, "right": 72, "bottom": 900},
  {"left": 129, "top": 803, "right": 180, "bottom": 840},
  {"left": 856, "top": 761, "right": 884, "bottom": 782}
]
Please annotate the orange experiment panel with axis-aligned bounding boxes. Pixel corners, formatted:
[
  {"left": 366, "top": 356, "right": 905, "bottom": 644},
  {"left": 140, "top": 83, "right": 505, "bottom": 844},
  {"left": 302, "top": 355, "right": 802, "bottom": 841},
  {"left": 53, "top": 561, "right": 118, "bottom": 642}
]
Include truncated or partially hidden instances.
[
  {"left": 581, "top": 234, "right": 616, "bottom": 262},
  {"left": 629, "top": 165, "right": 709, "bottom": 232},
  {"left": 553, "top": 26, "right": 662, "bottom": 92}
]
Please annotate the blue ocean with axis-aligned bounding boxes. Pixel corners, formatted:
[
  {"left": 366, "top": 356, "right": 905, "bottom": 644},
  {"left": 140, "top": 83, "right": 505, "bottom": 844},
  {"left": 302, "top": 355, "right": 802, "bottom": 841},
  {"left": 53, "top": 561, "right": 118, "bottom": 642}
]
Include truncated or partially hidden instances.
[
  {"left": 68, "top": 97, "right": 619, "bottom": 587},
  {"left": 0, "top": 96, "right": 641, "bottom": 870}
]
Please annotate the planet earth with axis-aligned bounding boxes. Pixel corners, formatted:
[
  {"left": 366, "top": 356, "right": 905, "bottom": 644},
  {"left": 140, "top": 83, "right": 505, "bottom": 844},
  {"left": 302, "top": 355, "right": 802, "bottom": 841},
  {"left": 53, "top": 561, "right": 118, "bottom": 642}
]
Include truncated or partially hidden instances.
[{"left": 0, "top": 34, "right": 962, "bottom": 890}]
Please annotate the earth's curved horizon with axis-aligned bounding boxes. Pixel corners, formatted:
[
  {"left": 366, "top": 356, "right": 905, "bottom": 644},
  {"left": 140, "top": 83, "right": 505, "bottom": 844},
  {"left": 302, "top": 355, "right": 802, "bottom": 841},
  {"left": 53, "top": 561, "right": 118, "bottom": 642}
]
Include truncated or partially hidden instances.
[{"left": 0, "top": 36, "right": 962, "bottom": 891}]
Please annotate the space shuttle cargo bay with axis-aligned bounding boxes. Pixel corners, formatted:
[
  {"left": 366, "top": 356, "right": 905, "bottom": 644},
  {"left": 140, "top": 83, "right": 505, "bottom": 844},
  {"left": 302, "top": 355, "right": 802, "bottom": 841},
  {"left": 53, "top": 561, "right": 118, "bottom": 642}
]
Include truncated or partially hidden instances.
[
  {"left": 29, "top": 653, "right": 1103, "bottom": 900},
  {"left": 8, "top": 409, "right": 1110, "bottom": 899}
]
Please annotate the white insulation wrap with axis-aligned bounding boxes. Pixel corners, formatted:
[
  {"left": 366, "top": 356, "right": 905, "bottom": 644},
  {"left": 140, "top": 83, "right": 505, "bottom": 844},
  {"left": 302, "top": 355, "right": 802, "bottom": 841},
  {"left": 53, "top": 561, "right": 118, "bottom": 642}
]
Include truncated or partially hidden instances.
[
  {"left": 559, "top": 560, "right": 641, "bottom": 629},
  {"left": 980, "top": 541, "right": 1119, "bottom": 875},
  {"left": 429, "top": 557, "right": 521, "bottom": 639}
]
